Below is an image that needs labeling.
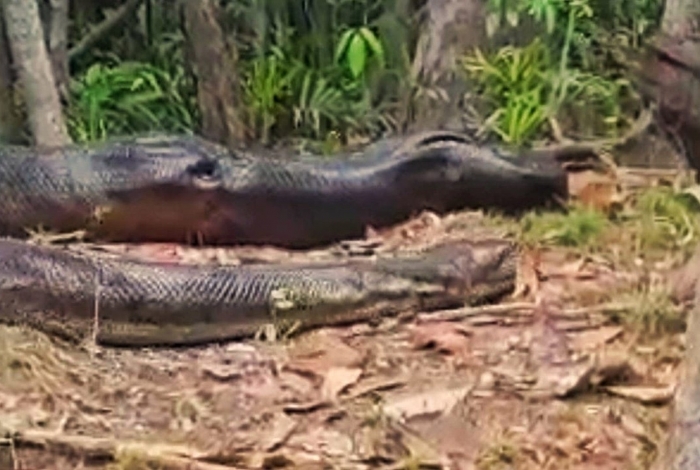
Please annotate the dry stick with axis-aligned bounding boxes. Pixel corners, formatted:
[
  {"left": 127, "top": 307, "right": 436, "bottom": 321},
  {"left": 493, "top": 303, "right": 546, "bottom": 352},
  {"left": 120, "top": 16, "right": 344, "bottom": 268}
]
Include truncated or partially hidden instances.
[
  {"left": 418, "top": 301, "right": 635, "bottom": 323},
  {"left": 68, "top": 0, "right": 144, "bottom": 62},
  {"left": 535, "top": 106, "right": 654, "bottom": 156},
  {"left": 11, "top": 429, "right": 243, "bottom": 470}
]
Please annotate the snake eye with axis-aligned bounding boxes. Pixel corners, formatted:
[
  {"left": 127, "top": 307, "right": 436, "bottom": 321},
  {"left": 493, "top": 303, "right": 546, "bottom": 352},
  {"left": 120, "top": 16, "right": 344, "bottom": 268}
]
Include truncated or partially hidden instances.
[{"left": 187, "top": 159, "right": 222, "bottom": 189}]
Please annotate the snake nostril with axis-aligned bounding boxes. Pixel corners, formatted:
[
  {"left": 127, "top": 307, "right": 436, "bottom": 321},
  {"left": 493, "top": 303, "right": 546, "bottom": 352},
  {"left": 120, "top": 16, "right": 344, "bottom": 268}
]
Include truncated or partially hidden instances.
[{"left": 188, "top": 160, "right": 220, "bottom": 179}]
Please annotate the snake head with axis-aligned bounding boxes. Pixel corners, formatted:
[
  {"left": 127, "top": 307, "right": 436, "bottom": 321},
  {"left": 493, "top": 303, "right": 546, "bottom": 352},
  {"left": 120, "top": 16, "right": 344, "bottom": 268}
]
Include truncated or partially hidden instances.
[
  {"left": 426, "top": 239, "right": 518, "bottom": 305},
  {"left": 90, "top": 135, "right": 226, "bottom": 192}
]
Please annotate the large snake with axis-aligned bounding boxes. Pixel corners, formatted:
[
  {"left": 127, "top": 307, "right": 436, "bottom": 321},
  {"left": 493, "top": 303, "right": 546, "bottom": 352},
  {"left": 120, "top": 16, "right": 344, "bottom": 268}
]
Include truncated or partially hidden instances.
[{"left": 0, "top": 131, "right": 568, "bottom": 346}]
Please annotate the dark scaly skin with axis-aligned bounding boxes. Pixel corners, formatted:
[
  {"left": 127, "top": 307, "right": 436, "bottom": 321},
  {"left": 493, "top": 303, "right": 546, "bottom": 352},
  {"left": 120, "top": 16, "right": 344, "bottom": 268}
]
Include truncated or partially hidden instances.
[
  {"left": 0, "top": 135, "right": 223, "bottom": 243},
  {"left": 0, "top": 238, "right": 517, "bottom": 347},
  {"left": 196, "top": 138, "right": 569, "bottom": 249},
  {"left": 0, "top": 131, "right": 567, "bottom": 249}
]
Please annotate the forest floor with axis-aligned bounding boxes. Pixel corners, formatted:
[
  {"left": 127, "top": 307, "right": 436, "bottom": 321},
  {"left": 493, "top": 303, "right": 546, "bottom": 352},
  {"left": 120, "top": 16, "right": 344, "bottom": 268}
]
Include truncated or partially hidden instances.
[{"left": 0, "top": 159, "right": 697, "bottom": 470}]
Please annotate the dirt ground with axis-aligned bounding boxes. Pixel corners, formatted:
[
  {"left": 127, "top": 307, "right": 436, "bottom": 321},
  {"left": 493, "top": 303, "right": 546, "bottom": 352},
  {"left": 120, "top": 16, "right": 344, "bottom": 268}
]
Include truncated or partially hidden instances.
[{"left": 0, "top": 168, "right": 694, "bottom": 470}]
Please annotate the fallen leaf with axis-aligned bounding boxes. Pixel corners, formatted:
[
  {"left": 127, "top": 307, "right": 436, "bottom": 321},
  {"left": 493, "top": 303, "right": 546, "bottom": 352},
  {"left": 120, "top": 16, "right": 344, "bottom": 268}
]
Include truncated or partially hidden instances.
[
  {"left": 283, "top": 400, "right": 331, "bottom": 414},
  {"left": 513, "top": 246, "right": 540, "bottom": 299},
  {"left": 567, "top": 169, "right": 622, "bottom": 212},
  {"left": 345, "top": 376, "right": 406, "bottom": 400},
  {"left": 200, "top": 363, "right": 243, "bottom": 381},
  {"left": 568, "top": 326, "right": 624, "bottom": 351},
  {"left": 408, "top": 322, "right": 472, "bottom": 358},
  {"left": 590, "top": 351, "right": 636, "bottom": 386},
  {"left": 529, "top": 303, "right": 571, "bottom": 365},
  {"left": 533, "top": 360, "right": 595, "bottom": 399},
  {"left": 383, "top": 387, "right": 472, "bottom": 421},
  {"left": 604, "top": 385, "right": 675, "bottom": 404},
  {"left": 258, "top": 412, "right": 299, "bottom": 452},
  {"left": 321, "top": 367, "right": 363, "bottom": 402},
  {"left": 393, "top": 420, "right": 449, "bottom": 468},
  {"left": 285, "top": 330, "right": 364, "bottom": 379}
]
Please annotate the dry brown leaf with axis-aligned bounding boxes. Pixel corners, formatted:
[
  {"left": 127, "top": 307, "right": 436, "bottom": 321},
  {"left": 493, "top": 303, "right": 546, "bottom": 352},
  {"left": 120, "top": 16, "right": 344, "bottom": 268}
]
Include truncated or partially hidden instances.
[
  {"left": 258, "top": 412, "right": 299, "bottom": 452},
  {"left": 529, "top": 304, "right": 571, "bottom": 365},
  {"left": 285, "top": 330, "right": 364, "bottom": 379},
  {"left": 383, "top": 386, "right": 472, "bottom": 422},
  {"left": 513, "top": 246, "right": 541, "bottom": 299},
  {"left": 530, "top": 360, "right": 595, "bottom": 399},
  {"left": 408, "top": 322, "right": 472, "bottom": 358},
  {"left": 345, "top": 376, "right": 406, "bottom": 400},
  {"left": 604, "top": 385, "right": 675, "bottom": 404},
  {"left": 321, "top": 367, "right": 363, "bottom": 402},
  {"left": 568, "top": 326, "right": 624, "bottom": 351},
  {"left": 567, "top": 170, "right": 622, "bottom": 212}
]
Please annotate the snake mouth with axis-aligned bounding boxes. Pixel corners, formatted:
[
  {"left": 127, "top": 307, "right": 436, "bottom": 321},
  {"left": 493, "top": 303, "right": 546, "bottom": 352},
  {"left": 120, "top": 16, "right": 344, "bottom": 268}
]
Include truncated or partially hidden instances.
[{"left": 186, "top": 159, "right": 223, "bottom": 190}]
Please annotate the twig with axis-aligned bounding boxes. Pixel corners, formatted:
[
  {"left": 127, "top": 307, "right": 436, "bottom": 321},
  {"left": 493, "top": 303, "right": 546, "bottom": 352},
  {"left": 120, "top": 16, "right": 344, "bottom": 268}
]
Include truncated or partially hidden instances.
[
  {"left": 68, "top": 0, "right": 144, "bottom": 63},
  {"left": 91, "top": 270, "right": 101, "bottom": 346},
  {"left": 11, "top": 429, "right": 243, "bottom": 470},
  {"left": 418, "top": 301, "right": 637, "bottom": 323},
  {"left": 533, "top": 106, "right": 655, "bottom": 158}
]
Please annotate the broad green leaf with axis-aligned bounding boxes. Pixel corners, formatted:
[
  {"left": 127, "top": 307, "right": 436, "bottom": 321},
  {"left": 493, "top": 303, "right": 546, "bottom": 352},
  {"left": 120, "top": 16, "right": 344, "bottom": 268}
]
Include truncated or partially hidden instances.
[
  {"left": 334, "top": 29, "right": 355, "bottom": 64},
  {"left": 358, "top": 27, "right": 385, "bottom": 68},
  {"left": 346, "top": 32, "right": 367, "bottom": 78}
]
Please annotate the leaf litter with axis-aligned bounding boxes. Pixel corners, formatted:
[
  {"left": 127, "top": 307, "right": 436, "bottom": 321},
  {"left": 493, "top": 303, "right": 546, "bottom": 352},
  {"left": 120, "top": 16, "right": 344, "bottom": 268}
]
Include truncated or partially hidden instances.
[{"left": 1, "top": 166, "right": 696, "bottom": 469}]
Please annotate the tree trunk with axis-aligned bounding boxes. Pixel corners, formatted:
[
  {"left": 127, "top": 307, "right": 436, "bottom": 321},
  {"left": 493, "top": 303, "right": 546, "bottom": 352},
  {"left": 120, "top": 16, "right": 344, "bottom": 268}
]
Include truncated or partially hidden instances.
[
  {"left": 660, "top": 0, "right": 700, "bottom": 37},
  {"left": 408, "top": 0, "right": 487, "bottom": 133},
  {"left": 2, "top": 0, "right": 70, "bottom": 146},
  {"left": 46, "top": 0, "right": 69, "bottom": 100},
  {"left": 633, "top": 0, "right": 700, "bottom": 171},
  {"left": 0, "top": 9, "right": 23, "bottom": 144},
  {"left": 182, "top": 0, "right": 245, "bottom": 148}
]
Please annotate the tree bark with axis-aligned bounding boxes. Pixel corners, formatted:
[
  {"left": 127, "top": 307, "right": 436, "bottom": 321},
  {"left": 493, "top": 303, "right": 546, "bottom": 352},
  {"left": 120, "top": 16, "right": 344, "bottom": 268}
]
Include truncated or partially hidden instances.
[
  {"left": 661, "top": 0, "right": 700, "bottom": 37},
  {"left": 633, "top": 0, "right": 700, "bottom": 171},
  {"left": 408, "top": 0, "right": 487, "bottom": 132},
  {"left": 2, "top": 0, "right": 70, "bottom": 146},
  {"left": 182, "top": 0, "right": 245, "bottom": 148},
  {"left": 0, "top": 8, "right": 23, "bottom": 144},
  {"left": 46, "top": 0, "right": 69, "bottom": 100}
]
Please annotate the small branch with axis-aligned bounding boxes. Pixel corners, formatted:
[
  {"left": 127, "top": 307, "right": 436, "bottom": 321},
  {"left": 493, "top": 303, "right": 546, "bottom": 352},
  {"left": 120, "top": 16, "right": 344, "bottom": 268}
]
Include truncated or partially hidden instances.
[
  {"left": 11, "top": 429, "right": 243, "bottom": 470},
  {"left": 68, "top": 0, "right": 144, "bottom": 63},
  {"left": 418, "top": 301, "right": 636, "bottom": 323},
  {"left": 533, "top": 106, "right": 655, "bottom": 159}
]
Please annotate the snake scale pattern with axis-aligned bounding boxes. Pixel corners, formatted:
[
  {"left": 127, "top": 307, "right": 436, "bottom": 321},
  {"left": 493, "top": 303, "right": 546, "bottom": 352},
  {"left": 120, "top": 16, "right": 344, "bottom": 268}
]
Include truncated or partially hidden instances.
[{"left": 0, "top": 131, "right": 569, "bottom": 346}]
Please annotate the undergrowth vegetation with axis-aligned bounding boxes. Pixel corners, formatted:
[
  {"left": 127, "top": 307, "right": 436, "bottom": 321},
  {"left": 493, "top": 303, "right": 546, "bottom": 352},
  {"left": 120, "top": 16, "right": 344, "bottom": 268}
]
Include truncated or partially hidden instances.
[
  {"left": 518, "top": 185, "right": 700, "bottom": 258},
  {"left": 59, "top": 0, "right": 662, "bottom": 149},
  {"left": 463, "top": 0, "right": 661, "bottom": 148}
]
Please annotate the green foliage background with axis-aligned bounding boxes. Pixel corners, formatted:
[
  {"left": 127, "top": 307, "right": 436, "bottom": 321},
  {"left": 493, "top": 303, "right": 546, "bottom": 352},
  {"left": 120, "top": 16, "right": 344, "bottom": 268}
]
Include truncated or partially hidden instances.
[{"left": 62, "top": 0, "right": 663, "bottom": 150}]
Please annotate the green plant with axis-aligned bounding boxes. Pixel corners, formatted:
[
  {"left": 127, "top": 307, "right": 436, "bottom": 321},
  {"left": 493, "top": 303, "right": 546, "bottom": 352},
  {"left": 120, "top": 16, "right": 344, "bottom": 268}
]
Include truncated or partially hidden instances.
[
  {"left": 242, "top": 51, "right": 299, "bottom": 144},
  {"left": 335, "top": 26, "right": 386, "bottom": 79},
  {"left": 67, "top": 61, "right": 195, "bottom": 143},
  {"left": 464, "top": 39, "right": 551, "bottom": 145},
  {"left": 466, "top": 0, "right": 642, "bottom": 146},
  {"left": 520, "top": 204, "right": 611, "bottom": 248},
  {"left": 225, "top": 0, "right": 409, "bottom": 144},
  {"left": 630, "top": 186, "right": 700, "bottom": 254},
  {"left": 610, "top": 286, "right": 684, "bottom": 337}
]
